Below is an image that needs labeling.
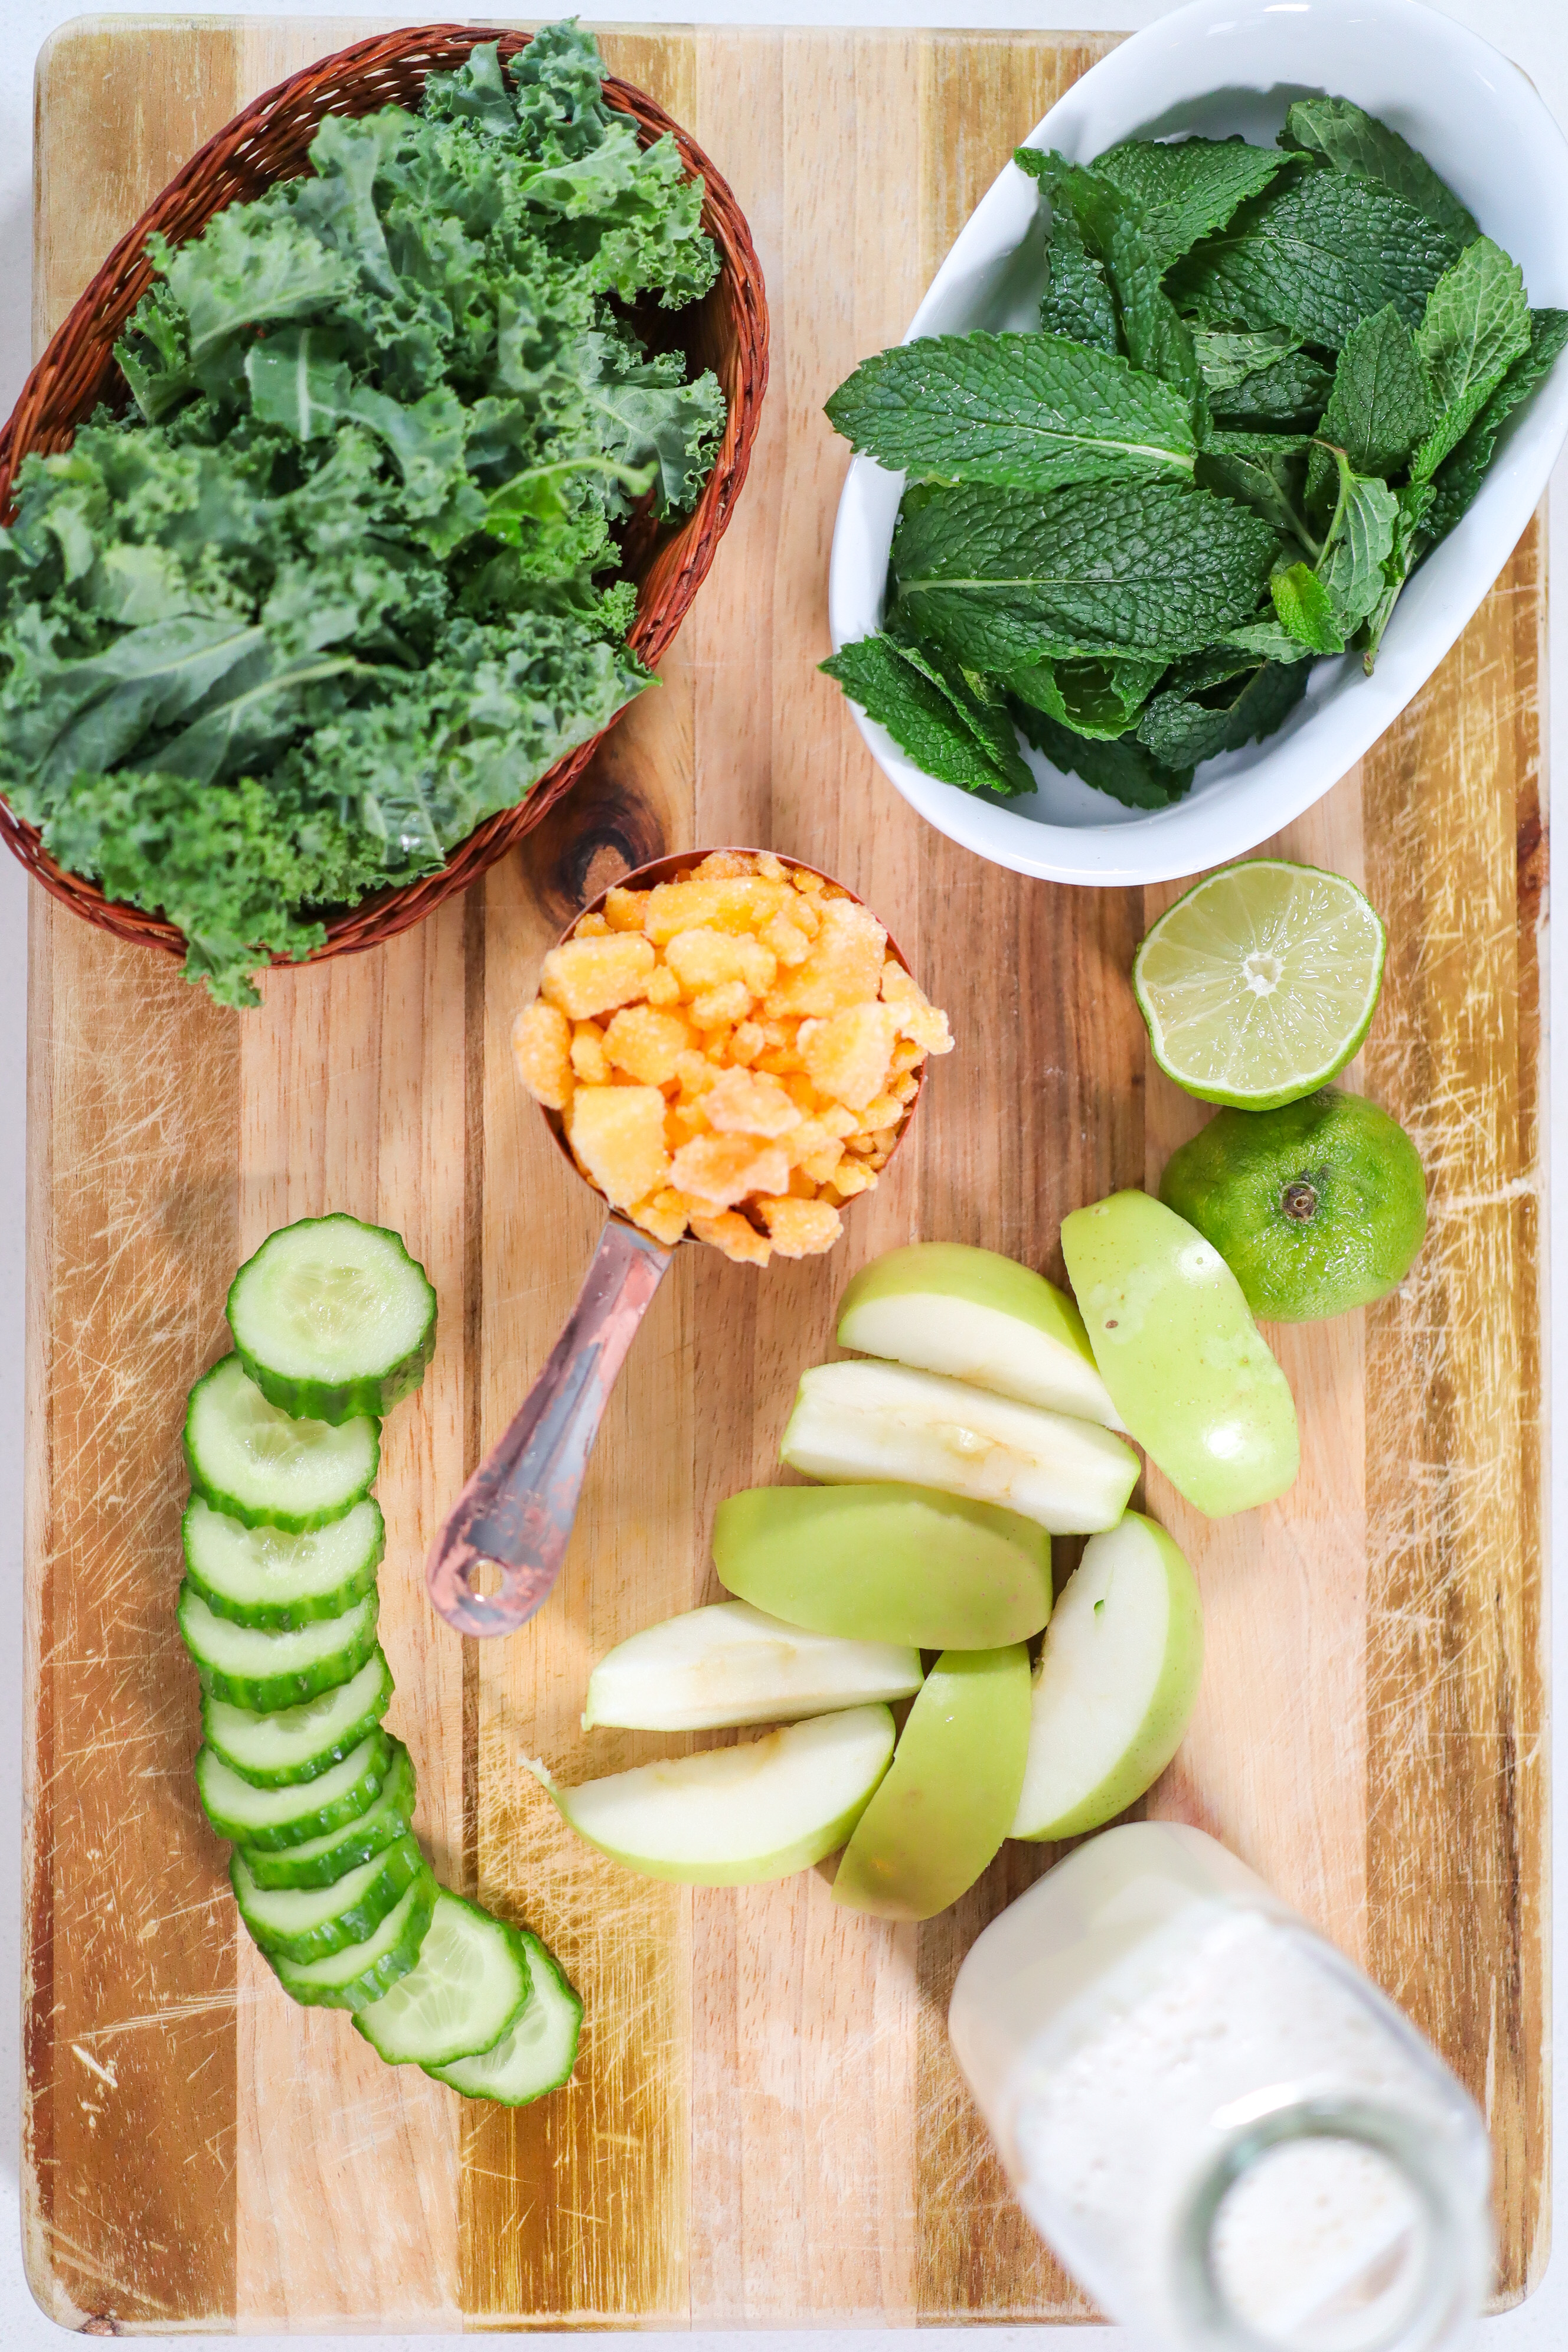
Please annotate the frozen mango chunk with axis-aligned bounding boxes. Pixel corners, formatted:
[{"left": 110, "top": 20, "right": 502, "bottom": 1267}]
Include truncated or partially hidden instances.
[
  {"left": 643, "top": 876, "right": 795, "bottom": 943},
  {"left": 541, "top": 934, "right": 656, "bottom": 1021},
  {"left": 703, "top": 1067, "right": 803, "bottom": 1139},
  {"left": 670, "top": 1133, "right": 791, "bottom": 1209},
  {"left": 688, "top": 1208, "right": 773, "bottom": 1266},
  {"left": 881, "top": 958, "right": 953, "bottom": 1055},
  {"left": 800, "top": 1002, "right": 899, "bottom": 1109},
  {"left": 567, "top": 1086, "right": 671, "bottom": 1210},
  {"left": 603, "top": 1004, "right": 691, "bottom": 1087},
  {"left": 757, "top": 1195, "right": 844, "bottom": 1256},
  {"left": 512, "top": 1000, "right": 573, "bottom": 1111},
  {"left": 767, "top": 900, "right": 887, "bottom": 1018}
]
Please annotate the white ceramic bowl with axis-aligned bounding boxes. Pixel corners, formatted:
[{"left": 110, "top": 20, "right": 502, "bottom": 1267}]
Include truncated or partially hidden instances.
[{"left": 827, "top": 0, "right": 1568, "bottom": 886}]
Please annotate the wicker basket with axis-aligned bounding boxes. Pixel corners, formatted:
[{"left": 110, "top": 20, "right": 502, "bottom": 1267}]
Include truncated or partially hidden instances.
[{"left": 0, "top": 25, "right": 769, "bottom": 969}]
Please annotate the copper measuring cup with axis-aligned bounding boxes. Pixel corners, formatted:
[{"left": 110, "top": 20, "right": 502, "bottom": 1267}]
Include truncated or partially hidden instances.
[{"left": 425, "top": 848, "right": 927, "bottom": 1638}]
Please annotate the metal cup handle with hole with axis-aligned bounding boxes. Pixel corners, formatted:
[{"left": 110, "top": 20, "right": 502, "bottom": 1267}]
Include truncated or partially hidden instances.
[{"left": 424, "top": 1219, "right": 674, "bottom": 1636}]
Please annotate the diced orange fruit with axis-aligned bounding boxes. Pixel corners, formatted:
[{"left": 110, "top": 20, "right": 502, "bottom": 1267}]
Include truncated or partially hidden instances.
[
  {"left": 703, "top": 1067, "right": 803, "bottom": 1139},
  {"left": 604, "top": 887, "right": 651, "bottom": 933},
  {"left": 665, "top": 926, "right": 776, "bottom": 999},
  {"left": 603, "top": 1004, "right": 691, "bottom": 1087},
  {"left": 766, "top": 899, "right": 886, "bottom": 1017},
  {"left": 511, "top": 1001, "right": 573, "bottom": 1111},
  {"left": 643, "top": 876, "right": 795, "bottom": 943},
  {"left": 571, "top": 1021, "right": 612, "bottom": 1086},
  {"left": 626, "top": 1188, "right": 690, "bottom": 1247},
  {"left": 541, "top": 934, "right": 656, "bottom": 1021},
  {"left": 669, "top": 1133, "right": 790, "bottom": 1208},
  {"left": 691, "top": 980, "right": 753, "bottom": 1030},
  {"left": 756, "top": 1195, "right": 843, "bottom": 1256},
  {"left": 688, "top": 1208, "right": 772, "bottom": 1266},
  {"left": 881, "top": 958, "right": 953, "bottom": 1054},
  {"left": 567, "top": 1086, "right": 670, "bottom": 1210},
  {"left": 799, "top": 1001, "right": 898, "bottom": 1109}
]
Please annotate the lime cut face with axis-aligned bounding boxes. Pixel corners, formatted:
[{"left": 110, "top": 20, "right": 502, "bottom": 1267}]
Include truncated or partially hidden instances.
[{"left": 1133, "top": 860, "right": 1387, "bottom": 1110}]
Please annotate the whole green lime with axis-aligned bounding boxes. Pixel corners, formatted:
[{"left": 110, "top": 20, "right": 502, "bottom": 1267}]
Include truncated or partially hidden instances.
[{"left": 1158, "top": 1088, "right": 1426, "bottom": 1323}]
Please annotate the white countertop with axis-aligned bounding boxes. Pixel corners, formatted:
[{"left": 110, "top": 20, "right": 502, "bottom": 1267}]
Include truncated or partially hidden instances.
[{"left": 1, "top": 2, "right": 1562, "bottom": 2343}]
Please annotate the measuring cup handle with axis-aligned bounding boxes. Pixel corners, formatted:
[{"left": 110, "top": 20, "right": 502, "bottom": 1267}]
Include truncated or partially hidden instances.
[{"left": 425, "top": 1218, "right": 675, "bottom": 1636}]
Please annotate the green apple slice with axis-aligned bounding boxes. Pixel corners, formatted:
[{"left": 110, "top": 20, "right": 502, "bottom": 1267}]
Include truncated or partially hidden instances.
[
  {"left": 1061, "top": 1191, "right": 1298, "bottom": 1517},
  {"left": 833, "top": 1645, "right": 1032, "bottom": 1921},
  {"left": 713, "top": 1484, "right": 1052, "bottom": 1647},
  {"left": 1011, "top": 1511, "right": 1205, "bottom": 1841},
  {"left": 837, "top": 1242, "right": 1122, "bottom": 1427},
  {"left": 780, "top": 1360, "right": 1139, "bottom": 1534},
  {"left": 582, "top": 1602, "right": 923, "bottom": 1732},
  {"left": 532, "top": 1704, "right": 896, "bottom": 1886}
]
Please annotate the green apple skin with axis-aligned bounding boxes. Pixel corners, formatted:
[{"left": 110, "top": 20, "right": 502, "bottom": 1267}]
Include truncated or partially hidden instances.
[
  {"left": 582, "top": 1601, "right": 923, "bottom": 1732},
  {"left": 836, "top": 1243, "right": 1122, "bottom": 1428},
  {"left": 1061, "top": 1191, "right": 1299, "bottom": 1518},
  {"left": 1010, "top": 1511, "right": 1204, "bottom": 1841},
  {"left": 832, "top": 1645, "right": 1032, "bottom": 1920},
  {"left": 713, "top": 1483, "right": 1052, "bottom": 1648},
  {"left": 780, "top": 1360, "right": 1139, "bottom": 1534},
  {"left": 538, "top": 1704, "right": 896, "bottom": 1886}
]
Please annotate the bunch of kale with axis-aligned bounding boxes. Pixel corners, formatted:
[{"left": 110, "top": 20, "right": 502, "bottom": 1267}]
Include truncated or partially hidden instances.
[
  {"left": 0, "top": 25, "right": 724, "bottom": 1004},
  {"left": 824, "top": 97, "right": 1565, "bottom": 809}
]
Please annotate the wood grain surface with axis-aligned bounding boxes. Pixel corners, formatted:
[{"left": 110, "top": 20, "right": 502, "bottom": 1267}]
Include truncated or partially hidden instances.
[{"left": 22, "top": 17, "right": 1549, "bottom": 2330}]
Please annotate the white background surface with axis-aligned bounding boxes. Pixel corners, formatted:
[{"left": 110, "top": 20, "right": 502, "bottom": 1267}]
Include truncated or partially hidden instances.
[{"left": 0, "top": 1, "right": 1561, "bottom": 2344}]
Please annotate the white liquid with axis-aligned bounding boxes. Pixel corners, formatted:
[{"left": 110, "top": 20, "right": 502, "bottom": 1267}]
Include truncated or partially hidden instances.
[{"left": 949, "top": 1826, "right": 1490, "bottom": 2352}]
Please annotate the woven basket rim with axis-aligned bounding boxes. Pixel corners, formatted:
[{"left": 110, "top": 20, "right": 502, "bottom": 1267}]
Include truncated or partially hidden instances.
[{"left": 0, "top": 22, "right": 769, "bottom": 977}]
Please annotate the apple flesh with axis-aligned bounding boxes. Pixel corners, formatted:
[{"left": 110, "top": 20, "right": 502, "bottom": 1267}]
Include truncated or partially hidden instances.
[
  {"left": 836, "top": 1242, "right": 1122, "bottom": 1428},
  {"left": 1010, "top": 1511, "right": 1204, "bottom": 1841},
  {"left": 582, "top": 1601, "right": 923, "bottom": 1732},
  {"left": 1061, "top": 1191, "right": 1299, "bottom": 1518},
  {"left": 534, "top": 1704, "right": 896, "bottom": 1886},
  {"left": 833, "top": 1645, "right": 1033, "bottom": 1920},
  {"left": 780, "top": 1360, "right": 1139, "bottom": 1534},
  {"left": 713, "top": 1482, "right": 1052, "bottom": 1647}
]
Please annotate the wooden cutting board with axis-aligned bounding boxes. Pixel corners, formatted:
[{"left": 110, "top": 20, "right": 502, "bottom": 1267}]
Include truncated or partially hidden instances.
[{"left": 22, "top": 16, "right": 1549, "bottom": 2331}]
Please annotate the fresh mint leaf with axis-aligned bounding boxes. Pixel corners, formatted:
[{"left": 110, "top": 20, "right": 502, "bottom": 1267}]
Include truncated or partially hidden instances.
[
  {"left": 1361, "top": 480, "right": 1436, "bottom": 670},
  {"left": 1194, "top": 328, "right": 1299, "bottom": 394},
  {"left": 1197, "top": 432, "right": 1315, "bottom": 550},
  {"left": 1007, "top": 652, "right": 1166, "bottom": 740},
  {"left": 1280, "top": 97, "right": 1478, "bottom": 247},
  {"left": 822, "top": 633, "right": 1033, "bottom": 797},
  {"left": 1091, "top": 136, "right": 1290, "bottom": 269},
  {"left": 1410, "top": 236, "right": 1531, "bottom": 481},
  {"left": 1011, "top": 696, "right": 1193, "bottom": 808},
  {"left": 824, "top": 331, "right": 1198, "bottom": 493},
  {"left": 1136, "top": 656, "right": 1308, "bottom": 765},
  {"left": 1210, "top": 348, "right": 1335, "bottom": 430},
  {"left": 1270, "top": 563, "right": 1345, "bottom": 655},
  {"left": 1221, "top": 617, "right": 1317, "bottom": 663},
  {"left": 1425, "top": 308, "right": 1568, "bottom": 536},
  {"left": 1305, "top": 304, "right": 1432, "bottom": 513},
  {"left": 1172, "top": 171, "right": 1459, "bottom": 349},
  {"left": 888, "top": 476, "right": 1282, "bottom": 669},
  {"left": 1019, "top": 149, "right": 1119, "bottom": 351},
  {"left": 1316, "top": 450, "right": 1399, "bottom": 632}
]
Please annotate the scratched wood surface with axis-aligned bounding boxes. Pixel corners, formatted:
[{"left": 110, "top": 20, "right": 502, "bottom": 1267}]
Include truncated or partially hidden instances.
[{"left": 22, "top": 17, "right": 1548, "bottom": 2330}]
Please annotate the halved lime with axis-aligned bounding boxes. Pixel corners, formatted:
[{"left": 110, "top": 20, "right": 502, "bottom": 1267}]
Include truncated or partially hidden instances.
[{"left": 1132, "top": 860, "right": 1386, "bottom": 1110}]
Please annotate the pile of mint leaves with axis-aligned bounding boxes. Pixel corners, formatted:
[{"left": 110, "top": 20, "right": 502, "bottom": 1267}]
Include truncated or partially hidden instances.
[
  {"left": 822, "top": 97, "right": 1566, "bottom": 811},
  {"left": 0, "top": 25, "right": 724, "bottom": 1005}
]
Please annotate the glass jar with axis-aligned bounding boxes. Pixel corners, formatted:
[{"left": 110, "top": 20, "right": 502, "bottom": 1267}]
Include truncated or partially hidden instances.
[{"left": 948, "top": 1822, "right": 1492, "bottom": 2352}]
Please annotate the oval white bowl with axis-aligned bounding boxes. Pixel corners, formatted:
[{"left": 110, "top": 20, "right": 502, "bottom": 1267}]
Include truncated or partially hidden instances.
[{"left": 827, "top": 0, "right": 1568, "bottom": 887}]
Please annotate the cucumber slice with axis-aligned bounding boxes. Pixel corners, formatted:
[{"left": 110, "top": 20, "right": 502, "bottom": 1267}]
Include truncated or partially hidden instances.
[
  {"left": 241, "top": 1742, "right": 417, "bottom": 1887},
  {"left": 353, "top": 1890, "right": 530, "bottom": 2068},
  {"left": 231, "top": 1834, "right": 424, "bottom": 1963},
  {"left": 185, "top": 1354, "right": 379, "bottom": 1532},
  {"left": 196, "top": 1732, "right": 395, "bottom": 1848},
  {"left": 183, "top": 1495, "right": 384, "bottom": 1629},
  {"left": 270, "top": 1869, "right": 437, "bottom": 2010},
  {"left": 179, "top": 1583, "right": 381, "bottom": 1711},
  {"left": 203, "top": 1649, "right": 394, "bottom": 1787},
  {"left": 228, "top": 1214, "right": 438, "bottom": 1425},
  {"left": 427, "top": 1930, "right": 582, "bottom": 2106}
]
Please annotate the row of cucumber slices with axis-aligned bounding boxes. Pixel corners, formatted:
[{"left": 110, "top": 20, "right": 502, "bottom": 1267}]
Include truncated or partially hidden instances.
[{"left": 180, "top": 1213, "right": 582, "bottom": 2103}]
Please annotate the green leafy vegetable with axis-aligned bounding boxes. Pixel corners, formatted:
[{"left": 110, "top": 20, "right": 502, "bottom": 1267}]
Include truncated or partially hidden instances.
[
  {"left": 1023, "top": 150, "right": 1120, "bottom": 352},
  {"left": 888, "top": 476, "right": 1282, "bottom": 670},
  {"left": 1171, "top": 170, "right": 1459, "bottom": 348},
  {"left": 1193, "top": 328, "right": 1300, "bottom": 394},
  {"left": 0, "top": 26, "right": 723, "bottom": 1005},
  {"left": 1305, "top": 304, "right": 1431, "bottom": 512},
  {"left": 825, "top": 331, "right": 1198, "bottom": 492},
  {"left": 821, "top": 633, "right": 1033, "bottom": 797},
  {"left": 1196, "top": 432, "right": 1315, "bottom": 550},
  {"left": 1007, "top": 652, "right": 1165, "bottom": 740},
  {"left": 1269, "top": 563, "right": 1346, "bottom": 656},
  {"left": 1409, "top": 236, "right": 1531, "bottom": 481},
  {"left": 1425, "top": 308, "right": 1568, "bottom": 537},
  {"left": 1011, "top": 697, "right": 1194, "bottom": 808},
  {"left": 1136, "top": 655, "right": 1308, "bottom": 767},
  {"left": 1280, "top": 97, "right": 1478, "bottom": 247},
  {"left": 1210, "top": 348, "right": 1335, "bottom": 430}
]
